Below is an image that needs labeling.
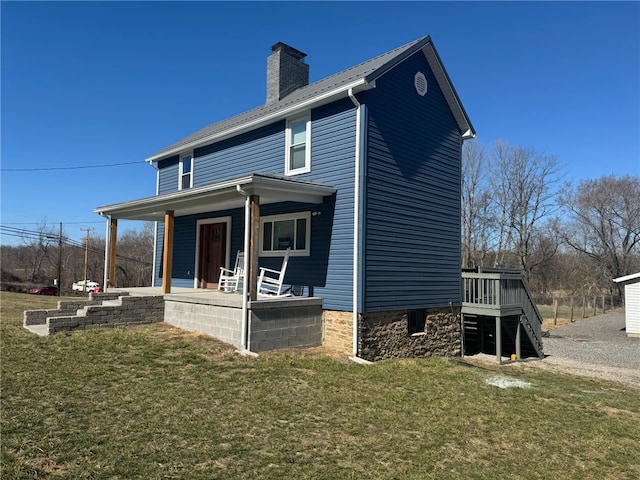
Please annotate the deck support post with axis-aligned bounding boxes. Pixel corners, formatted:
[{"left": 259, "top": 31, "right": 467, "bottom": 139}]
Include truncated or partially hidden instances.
[
  {"left": 495, "top": 316, "right": 502, "bottom": 363},
  {"left": 460, "top": 313, "right": 465, "bottom": 357},
  {"left": 515, "top": 318, "right": 522, "bottom": 360},
  {"left": 162, "top": 210, "right": 174, "bottom": 294},
  {"left": 249, "top": 195, "right": 260, "bottom": 302},
  {"left": 108, "top": 218, "right": 118, "bottom": 287}
]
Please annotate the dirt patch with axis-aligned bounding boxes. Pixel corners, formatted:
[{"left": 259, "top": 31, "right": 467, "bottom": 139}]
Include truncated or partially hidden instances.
[{"left": 465, "top": 353, "right": 640, "bottom": 390}]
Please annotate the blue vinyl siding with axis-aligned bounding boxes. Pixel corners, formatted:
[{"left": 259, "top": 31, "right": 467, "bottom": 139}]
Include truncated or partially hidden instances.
[
  {"left": 304, "top": 99, "right": 357, "bottom": 311},
  {"left": 154, "top": 222, "right": 163, "bottom": 284},
  {"left": 363, "top": 51, "right": 462, "bottom": 311},
  {"left": 153, "top": 100, "right": 357, "bottom": 310},
  {"left": 157, "top": 155, "right": 179, "bottom": 194},
  {"left": 194, "top": 123, "right": 284, "bottom": 184},
  {"left": 154, "top": 209, "right": 245, "bottom": 287}
]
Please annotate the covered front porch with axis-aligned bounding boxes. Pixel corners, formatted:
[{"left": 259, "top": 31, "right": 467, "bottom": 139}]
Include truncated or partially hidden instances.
[{"left": 94, "top": 173, "right": 336, "bottom": 351}]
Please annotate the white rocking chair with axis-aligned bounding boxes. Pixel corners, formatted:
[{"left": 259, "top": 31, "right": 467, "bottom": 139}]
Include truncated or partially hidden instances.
[
  {"left": 257, "top": 248, "right": 291, "bottom": 297},
  {"left": 218, "top": 251, "right": 245, "bottom": 292}
]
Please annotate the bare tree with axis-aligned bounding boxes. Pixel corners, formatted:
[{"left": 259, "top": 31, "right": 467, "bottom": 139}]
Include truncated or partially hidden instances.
[
  {"left": 19, "top": 219, "right": 57, "bottom": 283},
  {"left": 561, "top": 174, "right": 640, "bottom": 295},
  {"left": 461, "top": 140, "right": 492, "bottom": 268},
  {"left": 116, "top": 223, "right": 154, "bottom": 286},
  {"left": 490, "top": 141, "right": 562, "bottom": 280}
]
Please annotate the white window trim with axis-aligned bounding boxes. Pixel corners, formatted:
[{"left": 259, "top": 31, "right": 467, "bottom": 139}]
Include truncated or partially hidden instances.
[
  {"left": 260, "top": 211, "right": 311, "bottom": 257},
  {"left": 285, "top": 114, "right": 311, "bottom": 175},
  {"left": 178, "top": 151, "right": 194, "bottom": 190}
]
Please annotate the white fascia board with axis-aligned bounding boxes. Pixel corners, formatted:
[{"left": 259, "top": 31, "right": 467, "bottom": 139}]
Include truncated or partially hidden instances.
[
  {"left": 462, "top": 128, "right": 476, "bottom": 140},
  {"left": 421, "top": 44, "right": 475, "bottom": 139},
  {"left": 614, "top": 272, "right": 640, "bottom": 283},
  {"left": 146, "top": 79, "right": 371, "bottom": 164}
]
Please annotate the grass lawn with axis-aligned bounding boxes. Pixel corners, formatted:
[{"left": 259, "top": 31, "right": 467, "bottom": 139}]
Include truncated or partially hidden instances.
[{"left": 2, "top": 291, "right": 639, "bottom": 479}]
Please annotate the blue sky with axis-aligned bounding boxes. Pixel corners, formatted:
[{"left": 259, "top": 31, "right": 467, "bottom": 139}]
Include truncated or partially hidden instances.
[{"left": 2, "top": 1, "right": 639, "bottom": 246}]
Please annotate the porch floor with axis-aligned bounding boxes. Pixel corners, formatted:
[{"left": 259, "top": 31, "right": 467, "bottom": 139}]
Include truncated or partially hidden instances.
[{"left": 106, "top": 287, "right": 321, "bottom": 308}]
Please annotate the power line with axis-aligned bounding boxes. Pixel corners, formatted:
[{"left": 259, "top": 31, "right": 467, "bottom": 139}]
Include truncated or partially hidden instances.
[
  {"left": 1, "top": 161, "right": 145, "bottom": 172},
  {"left": 0, "top": 225, "right": 152, "bottom": 265},
  {"left": 1, "top": 221, "right": 105, "bottom": 225}
]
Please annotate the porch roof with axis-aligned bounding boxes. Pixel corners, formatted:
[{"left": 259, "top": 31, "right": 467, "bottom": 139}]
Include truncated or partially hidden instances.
[{"left": 94, "top": 173, "right": 336, "bottom": 221}]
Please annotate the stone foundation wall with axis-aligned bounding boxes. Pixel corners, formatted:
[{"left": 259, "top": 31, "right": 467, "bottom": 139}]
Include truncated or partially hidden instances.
[
  {"left": 358, "top": 307, "right": 461, "bottom": 362},
  {"left": 322, "top": 310, "right": 353, "bottom": 354}
]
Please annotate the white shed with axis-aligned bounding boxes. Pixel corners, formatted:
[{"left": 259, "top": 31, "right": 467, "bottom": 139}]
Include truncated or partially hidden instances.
[{"left": 614, "top": 272, "right": 640, "bottom": 337}]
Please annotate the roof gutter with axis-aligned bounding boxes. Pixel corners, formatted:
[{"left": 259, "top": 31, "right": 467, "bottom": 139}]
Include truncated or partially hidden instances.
[{"left": 146, "top": 79, "right": 371, "bottom": 164}]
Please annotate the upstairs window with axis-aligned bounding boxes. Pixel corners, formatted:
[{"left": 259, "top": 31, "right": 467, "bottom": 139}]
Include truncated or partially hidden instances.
[
  {"left": 285, "top": 114, "right": 311, "bottom": 175},
  {"left": 260, "top": 212, "right": 310, "bottom": 257},
  {"left": 179, "top": 153, "right": 193, "bottom": 190}
]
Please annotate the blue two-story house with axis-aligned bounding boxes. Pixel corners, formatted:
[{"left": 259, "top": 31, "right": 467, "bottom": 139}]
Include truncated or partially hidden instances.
[{"left": 95, "top": 35, "right": 475, "bottom": 361}]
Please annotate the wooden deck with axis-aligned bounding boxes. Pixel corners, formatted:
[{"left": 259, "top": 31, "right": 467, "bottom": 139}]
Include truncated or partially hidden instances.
[{"left": 461, "top": 267, "right": 544, "bottom": 361}]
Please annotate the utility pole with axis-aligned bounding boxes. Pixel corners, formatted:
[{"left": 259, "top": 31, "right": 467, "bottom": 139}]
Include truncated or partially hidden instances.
[
  {"left": 81, "top": 228, "right": 94, "bottom": 293},
  {"left": 57, "top": 222, "right": 62, "bottom": 296}
]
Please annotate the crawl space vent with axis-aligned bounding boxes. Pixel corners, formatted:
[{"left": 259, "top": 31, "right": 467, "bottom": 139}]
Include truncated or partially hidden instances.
[{"left": 414, "top": 72, "right": 428, "bottom": 96}]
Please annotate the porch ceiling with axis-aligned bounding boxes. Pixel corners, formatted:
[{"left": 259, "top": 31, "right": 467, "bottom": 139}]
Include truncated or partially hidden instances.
[{"left": 94, "top": 173, "right": 336, "bottom": 221}]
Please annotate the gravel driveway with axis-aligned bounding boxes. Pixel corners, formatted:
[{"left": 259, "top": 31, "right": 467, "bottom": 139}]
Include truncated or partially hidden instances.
[
  {"left": 538, "top": 311, "right": 640, "bottom": 388},
  {"left": 543, "top": 311, "right": 639, "bottom": 369}
]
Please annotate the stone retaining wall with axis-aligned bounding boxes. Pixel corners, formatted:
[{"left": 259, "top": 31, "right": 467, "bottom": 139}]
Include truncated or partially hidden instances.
[
  {"left": 23, "top": 292, "right": 128, "bottom": 326},
  {"left": 23, "top": 294, "right": 164, "bottom": 335},
  {"left": 48, "top": 295, "right": 164, "bottom": 334},
  {"left": 358, "top": 307, "right": 461, "bottom": 362}
]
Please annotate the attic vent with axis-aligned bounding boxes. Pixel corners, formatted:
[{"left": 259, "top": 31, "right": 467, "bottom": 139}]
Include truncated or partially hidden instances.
[{"left": 414, "top": 72, "right": 428, "bottom": 96}]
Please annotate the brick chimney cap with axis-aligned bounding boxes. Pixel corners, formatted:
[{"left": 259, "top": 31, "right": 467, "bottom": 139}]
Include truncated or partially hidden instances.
[{"left": 271, "top": 42, "right": 307, "bottom": 60}]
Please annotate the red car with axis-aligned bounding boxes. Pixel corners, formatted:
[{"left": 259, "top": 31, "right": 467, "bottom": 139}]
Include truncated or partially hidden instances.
[{"left": 28, "top": 286, "right": 58, "bottom": 295}]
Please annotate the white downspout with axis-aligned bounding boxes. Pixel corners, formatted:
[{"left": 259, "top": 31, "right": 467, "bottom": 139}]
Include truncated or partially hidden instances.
[
  {"left": 150, "top": 160, "right": 160, "bottom": 288},
  {"left": 237, "top": 184, "right": 250, "bottom": 351},
  {"left": 348, "top": 88, "right": 362, "bottom": 357}
]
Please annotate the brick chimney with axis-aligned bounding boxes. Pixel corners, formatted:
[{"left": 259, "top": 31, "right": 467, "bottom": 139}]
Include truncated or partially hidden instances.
[{"left": 266, "top": 42, "right": 309, "bottom": 103}]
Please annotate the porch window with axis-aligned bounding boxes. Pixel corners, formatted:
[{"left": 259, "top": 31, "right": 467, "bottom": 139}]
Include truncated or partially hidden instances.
[
  {"left": 285, "top": 114, "right": 311, "bottom": 175},
  {"left": 179, "top": 152, "right": 193, "bottom": 190},
  {"left": 260, "top": 212, "right": 310, "bottom": 257}
]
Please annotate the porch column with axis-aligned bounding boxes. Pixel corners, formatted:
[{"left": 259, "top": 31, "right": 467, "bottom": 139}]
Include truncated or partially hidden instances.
[
  {"left": 162, "top": 210, "right": 175, "bottom": 294},
  {"left": 108, "top": 218, "right": 118, "bottom": 287},
  {"left": 249, "top": 195, "right": 260, "bottom": 301}
]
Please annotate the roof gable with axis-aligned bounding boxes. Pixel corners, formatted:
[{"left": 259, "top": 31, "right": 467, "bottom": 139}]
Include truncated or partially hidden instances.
[{"left": 147, "top": 35, "right": 475, "bottom": 163}]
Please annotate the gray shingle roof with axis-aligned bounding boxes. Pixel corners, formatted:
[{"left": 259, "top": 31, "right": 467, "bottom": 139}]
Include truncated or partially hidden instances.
[{"left": 147, "top": 35, "right": 474, "bottom": 162}]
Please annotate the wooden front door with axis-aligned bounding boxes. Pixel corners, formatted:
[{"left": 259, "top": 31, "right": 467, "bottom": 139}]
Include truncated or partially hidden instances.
[{"left": 198, "top": 222, "right": 227, "bottom": 289}]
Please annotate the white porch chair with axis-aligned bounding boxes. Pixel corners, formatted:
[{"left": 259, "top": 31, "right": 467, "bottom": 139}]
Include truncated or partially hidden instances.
[
  {"left": 218, "top": 251, "right": 245, "bottom": 292},
  {"left": 257, "top": 248, "right": 291, "bottom": 297}
]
